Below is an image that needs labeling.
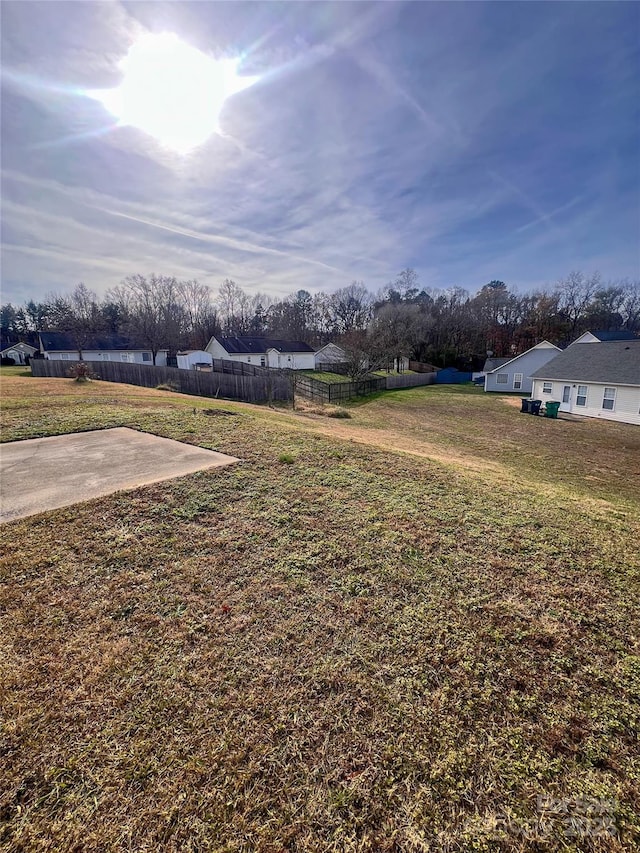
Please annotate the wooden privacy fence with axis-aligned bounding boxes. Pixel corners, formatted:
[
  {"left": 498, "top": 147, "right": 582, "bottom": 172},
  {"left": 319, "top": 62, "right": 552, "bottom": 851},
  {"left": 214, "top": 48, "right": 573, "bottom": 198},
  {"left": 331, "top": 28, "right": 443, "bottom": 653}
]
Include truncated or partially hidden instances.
[
  {"left": 30, "top": 358, "right": 292, "bottom": 404},
  {"left": 210, "top": 358, "right": 267, "bottom": 377},
  {"left": 409, "top": 359, "right": 440, "bottom": 373},
  {"left": 384, "top": 372, "right": 437, "bottom": 389}
]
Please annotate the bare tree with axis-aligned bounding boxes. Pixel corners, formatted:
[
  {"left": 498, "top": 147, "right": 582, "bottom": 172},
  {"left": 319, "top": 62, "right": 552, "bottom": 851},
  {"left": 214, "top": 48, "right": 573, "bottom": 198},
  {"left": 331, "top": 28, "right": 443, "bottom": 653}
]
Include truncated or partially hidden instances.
[
  {"left": 63, "top": 283, "right": 103, "bottom": 359},
  {"left": 556, "top": 271, "right": 601, "bottom": 340},
  {"left": 339, "top": 330, "right": 379, "bottom": 381},
  {"left": 112, "top": 274, "right": 183, "bottom": 363},
  {"left": 329, "top": 282, "right": 372, "bottom": 335},
  {"left": 178, "top": 279, "right": 219, "bottom": 348},
  {"left": 371, "top": 302, "right": 421, "bottom": 371},
  {"left": 620, "top": 280, "right": 640, "bottom": 332},
  {"left": 217, "top": 279, "right": 253, "bottom": 334}
]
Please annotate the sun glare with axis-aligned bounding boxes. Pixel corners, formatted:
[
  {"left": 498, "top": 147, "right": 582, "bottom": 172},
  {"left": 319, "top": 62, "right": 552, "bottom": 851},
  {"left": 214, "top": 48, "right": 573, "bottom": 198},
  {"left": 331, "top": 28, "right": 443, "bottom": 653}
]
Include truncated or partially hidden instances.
[{"left": 90, "top": 33, "right": 258, "bottom": 152}]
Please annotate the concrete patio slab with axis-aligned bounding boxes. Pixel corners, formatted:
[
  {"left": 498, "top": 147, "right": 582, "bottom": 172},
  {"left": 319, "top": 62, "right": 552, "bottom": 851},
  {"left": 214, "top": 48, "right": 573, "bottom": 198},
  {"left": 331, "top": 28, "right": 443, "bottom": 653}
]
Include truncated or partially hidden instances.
[{"left": 0, "top": 427, "right": 239, "bottom": 524}]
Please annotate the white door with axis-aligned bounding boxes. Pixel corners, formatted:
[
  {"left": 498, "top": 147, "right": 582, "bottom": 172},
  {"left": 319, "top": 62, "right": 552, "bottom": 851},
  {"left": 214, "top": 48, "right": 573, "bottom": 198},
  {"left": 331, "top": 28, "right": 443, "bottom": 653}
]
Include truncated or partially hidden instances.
[{"left": 559, "top": 385, "right": 572, "bottom": 412}]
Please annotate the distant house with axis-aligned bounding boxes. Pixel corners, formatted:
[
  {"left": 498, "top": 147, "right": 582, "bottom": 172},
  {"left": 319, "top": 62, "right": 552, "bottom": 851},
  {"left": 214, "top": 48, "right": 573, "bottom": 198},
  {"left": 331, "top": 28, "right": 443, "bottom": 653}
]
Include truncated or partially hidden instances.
[
  {"left": 176, "top": 350, "right": 213, "bottom": 370},
  {"left": 484, "top": 341, "right": 561, "bottom": 394},
  {"left": 530, "top": 341, "right": 640, "bottom": 425},
  {"left": 314, "top": 342, "right": 347, "bottom": 367},
  {"left": 481, "top": 356, "right": 511, "bottom": 375},
  {"left": 38, "top": 332, "right": 168, "bottom": 366},
  {"left": 205, "top": 336, "right": 316, "bottom": 370},
  {"left": 571, "top": 330, "right": 638, "bottom": 345},
  {"left": 1, "top": 341, "right": 37, "bottom": 365}
]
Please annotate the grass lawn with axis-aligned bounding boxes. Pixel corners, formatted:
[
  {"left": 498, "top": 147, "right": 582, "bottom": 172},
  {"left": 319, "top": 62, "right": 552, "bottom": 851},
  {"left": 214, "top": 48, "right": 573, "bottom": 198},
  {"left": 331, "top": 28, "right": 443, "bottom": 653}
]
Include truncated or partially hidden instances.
[
  {"left": 372, "top": 369, "right": 417, "bottom": 377},
  {"left": 298, "top": 370, "right": 353, "bottom": 384},
  {"left": 1, "top": 374, "right": 639, "bottom": 851}
]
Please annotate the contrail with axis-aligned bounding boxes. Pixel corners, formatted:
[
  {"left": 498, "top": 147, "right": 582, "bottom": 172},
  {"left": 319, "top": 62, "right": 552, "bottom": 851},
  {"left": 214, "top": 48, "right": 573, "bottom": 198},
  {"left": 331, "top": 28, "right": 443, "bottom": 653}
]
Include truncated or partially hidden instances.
[{"left": 98, "top": 207, "right": 346, "bottom": 274}]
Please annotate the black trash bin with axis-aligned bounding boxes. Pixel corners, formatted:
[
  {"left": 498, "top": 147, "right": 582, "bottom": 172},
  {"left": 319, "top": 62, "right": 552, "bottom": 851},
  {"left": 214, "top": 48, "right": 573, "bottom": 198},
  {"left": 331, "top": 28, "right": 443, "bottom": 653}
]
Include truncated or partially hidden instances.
[
  {"left": 529, "top": 400, "right": 542, "bottom": 416},
  {"left": 521, "top": 398, "right": 531, "bottom": 413}
]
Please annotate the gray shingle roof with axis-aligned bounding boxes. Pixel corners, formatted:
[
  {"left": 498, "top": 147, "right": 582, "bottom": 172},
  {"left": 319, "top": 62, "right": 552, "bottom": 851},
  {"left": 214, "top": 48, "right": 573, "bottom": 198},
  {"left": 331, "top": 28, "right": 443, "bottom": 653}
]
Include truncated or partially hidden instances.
[
  {"left": 482, "top": 357, "right": 510, "bottom": 372},
  {"left": 589, "top": 329, "right": 638, "bottom": 342},
  {"left": 530, "top": 341, "right": 640, "bottom": 386},
  {"left": 39, "top": 331, "right": 167, "bottom": 352}
]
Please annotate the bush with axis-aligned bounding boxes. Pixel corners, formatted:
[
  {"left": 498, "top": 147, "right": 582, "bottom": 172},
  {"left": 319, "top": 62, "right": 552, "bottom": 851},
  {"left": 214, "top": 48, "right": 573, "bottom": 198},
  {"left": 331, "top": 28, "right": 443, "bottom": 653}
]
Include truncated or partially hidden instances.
[
  {"left": 327, "top": 408, "right": 352, "bottom": 419},
  {"left": 156, "top": 382, "right": 179, "bottom": 392},
  {"left": 67, "top": 362, "right": 98, "bottom": 382},
  {"left": 1, "top": 357, "right": 16, "bottom": 366},
  {"left": 278, "top": 452, "right": 295, "bottom": 464}
]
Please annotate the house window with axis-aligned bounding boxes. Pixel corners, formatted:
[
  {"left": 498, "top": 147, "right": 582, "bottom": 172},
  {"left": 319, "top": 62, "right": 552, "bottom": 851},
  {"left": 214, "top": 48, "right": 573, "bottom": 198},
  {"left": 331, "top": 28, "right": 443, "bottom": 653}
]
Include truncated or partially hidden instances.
[
  {"left": 120, "top": 352, "right": 134, "bottom": 363},
  {"left": 602, "top": 387, "right": 616, "bottom": 411},
  {"left": 576, "top": 385, "right": 587, "bottom": 407},
  {"left": 142, "top": 352, "right": 151, "bottom": 362},
  {"left": 542, "top": 382, "right": 552, "bottom": 394},
  {"left": 496, "top": 373, "right": 508, "bottom": 384},
  {"left": 513, "top": 373, "right": 523, "bottom": 390}
]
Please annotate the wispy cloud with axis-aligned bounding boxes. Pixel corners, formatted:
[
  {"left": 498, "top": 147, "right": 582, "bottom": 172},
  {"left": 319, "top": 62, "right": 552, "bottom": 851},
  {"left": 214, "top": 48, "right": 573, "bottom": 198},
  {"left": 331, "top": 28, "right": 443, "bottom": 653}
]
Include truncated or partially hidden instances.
[{"left": 1, "top": 1, "right": 638, "bottom": 303}]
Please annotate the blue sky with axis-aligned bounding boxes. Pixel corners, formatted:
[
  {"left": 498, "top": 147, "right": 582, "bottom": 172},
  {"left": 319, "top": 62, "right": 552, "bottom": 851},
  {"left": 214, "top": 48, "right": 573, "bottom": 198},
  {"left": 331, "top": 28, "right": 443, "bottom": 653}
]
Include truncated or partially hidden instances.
[{"left": 1, "top": 1, "right": 639, "bottom": 303}]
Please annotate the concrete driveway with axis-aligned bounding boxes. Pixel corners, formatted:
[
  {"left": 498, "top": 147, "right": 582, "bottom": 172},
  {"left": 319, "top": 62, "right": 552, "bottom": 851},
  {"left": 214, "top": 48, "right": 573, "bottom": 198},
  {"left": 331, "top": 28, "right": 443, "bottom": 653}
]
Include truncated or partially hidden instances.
[{"left": 0, "top": 427, "right": 239, "bottom": 523}]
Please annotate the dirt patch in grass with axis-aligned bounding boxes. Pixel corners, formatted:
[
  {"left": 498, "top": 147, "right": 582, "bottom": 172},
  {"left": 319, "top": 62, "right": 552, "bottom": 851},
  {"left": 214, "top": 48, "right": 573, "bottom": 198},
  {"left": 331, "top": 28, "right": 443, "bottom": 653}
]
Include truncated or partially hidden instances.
[{"left": 1, "top": 375, "right": 639, "bottom": 851}]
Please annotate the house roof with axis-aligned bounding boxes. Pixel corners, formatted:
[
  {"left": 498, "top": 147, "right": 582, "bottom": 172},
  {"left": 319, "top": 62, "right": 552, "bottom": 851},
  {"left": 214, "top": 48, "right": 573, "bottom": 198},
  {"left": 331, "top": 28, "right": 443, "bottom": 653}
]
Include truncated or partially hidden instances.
[
  {"left": 482, "top": 357, "right": 510, "bottom": 372},
  {"left": 531, "top": 341, "right": 640, "bottom": 386},
  {"left": 587, "top": 329, "right": 638, "bottom": 342},
  {"left": 1, "top": 341, "right": 37, "bottom": 354},
  {"left": 216, "top": 336, "right": 314, "bottom": 354},
  {"left": 486, "top": 341, "right": 561, "bottom": 373},
  {"left": 39, "top": 331, "right": 168, "bottom": 352},
  {"left": 315, "top": 342, "right": 346, "bottom": 355}
]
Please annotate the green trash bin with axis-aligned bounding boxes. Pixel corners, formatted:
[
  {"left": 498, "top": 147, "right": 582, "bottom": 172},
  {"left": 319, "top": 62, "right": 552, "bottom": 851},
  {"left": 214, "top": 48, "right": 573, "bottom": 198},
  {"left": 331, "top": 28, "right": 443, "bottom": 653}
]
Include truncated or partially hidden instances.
[
  {"left": 529, "top": 400, "right": 542, "bottom": 416},
  {"left": 544, "top": 401, "right": 561, "bottom": 419}
]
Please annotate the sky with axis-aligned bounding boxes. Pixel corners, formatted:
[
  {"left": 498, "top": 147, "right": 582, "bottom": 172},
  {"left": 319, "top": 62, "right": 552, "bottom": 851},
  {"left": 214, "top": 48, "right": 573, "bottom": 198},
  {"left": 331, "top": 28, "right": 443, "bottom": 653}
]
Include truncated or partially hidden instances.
[{"left": 1, "top": 1, "right": 639, "bottom": 304}]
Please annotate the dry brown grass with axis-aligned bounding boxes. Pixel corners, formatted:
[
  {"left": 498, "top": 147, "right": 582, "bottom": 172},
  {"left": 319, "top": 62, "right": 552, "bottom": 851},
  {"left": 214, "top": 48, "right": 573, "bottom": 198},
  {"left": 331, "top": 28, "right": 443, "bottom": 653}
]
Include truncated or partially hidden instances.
[{"left": 1, "top": 375, "right": 639, "bottom": 851}]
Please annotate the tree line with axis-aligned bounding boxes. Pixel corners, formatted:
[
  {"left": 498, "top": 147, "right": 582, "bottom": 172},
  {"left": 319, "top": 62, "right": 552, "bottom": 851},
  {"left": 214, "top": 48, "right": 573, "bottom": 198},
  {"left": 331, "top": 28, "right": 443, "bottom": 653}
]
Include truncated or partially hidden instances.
[{"left": 1, "top": 270, "right": 638, "bottom": 368}]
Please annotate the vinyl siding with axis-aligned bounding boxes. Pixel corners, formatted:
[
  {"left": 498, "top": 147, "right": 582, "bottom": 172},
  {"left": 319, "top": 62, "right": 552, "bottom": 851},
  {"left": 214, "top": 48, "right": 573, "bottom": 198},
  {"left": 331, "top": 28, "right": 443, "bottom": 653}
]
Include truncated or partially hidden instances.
[
  {"left": 531, "top": 379, "right": 640, "bottom": 425},
  {"left": 485, "top": 345, "right": 560, "bottom": 394},
  {"left": 176, "top": 351, "right": 213, "bottom": 370},
  {"left": 46, "top": 349, "right": 166, "bottom": 365}
]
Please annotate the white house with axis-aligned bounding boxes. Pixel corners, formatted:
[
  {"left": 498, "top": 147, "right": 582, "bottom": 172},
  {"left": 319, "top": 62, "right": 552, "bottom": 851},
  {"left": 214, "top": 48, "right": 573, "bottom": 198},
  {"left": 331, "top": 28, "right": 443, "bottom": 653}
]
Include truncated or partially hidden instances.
[
  {"left": 484, "top": 341, "right": 561, "bottom": 394},
  {"left": 176, "top": 350, "right": 213, "bottom": 370},
  {"left": 38, "top": 332, "right": 168, "bottom": 365},
  {"left": 1, "top": 341, "right": 37, "bottom": 364},
  {"left": 205, "top": 335, "right": 316, "bottom": 370},
  {"left": 314, "top": 342, "right": 347, "bottom": 367},
  {"left": 530, "top": 341, "right": 640, "bottom": 425}
]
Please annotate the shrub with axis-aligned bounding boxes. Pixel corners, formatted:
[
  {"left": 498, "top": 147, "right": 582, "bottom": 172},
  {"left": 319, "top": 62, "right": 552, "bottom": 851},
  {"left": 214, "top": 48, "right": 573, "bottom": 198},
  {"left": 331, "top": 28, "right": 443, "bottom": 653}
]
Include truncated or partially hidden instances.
[
  {"left": 1, "top": 357, "right": 16, "bottom": 366},
  {"left": 278, "top": 452, "right": 295, "bottom": 464},
  {"left": 327, "top": 408, "right": 351, "bottom": 419},
  {"left": 67, "top": 362, "right": 98, "bottom": 382},
  {"left": 156, "top": 382, "right": 179, "bottom": 392}
]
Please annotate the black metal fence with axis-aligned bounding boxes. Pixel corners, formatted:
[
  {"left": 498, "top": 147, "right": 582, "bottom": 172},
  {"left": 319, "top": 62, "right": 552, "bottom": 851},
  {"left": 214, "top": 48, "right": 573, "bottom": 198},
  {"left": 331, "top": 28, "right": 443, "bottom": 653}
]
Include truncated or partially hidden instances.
[
  {"left": 295, "top": 374, "right": 386, "bottom": 404},
  {"left": 315, "top": 362, "right": 352, "bottom": 375},
  {"left": 30, "top": 358, "right": 292, "bottom": 404}
]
